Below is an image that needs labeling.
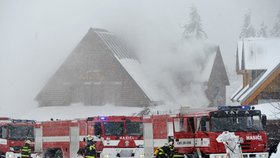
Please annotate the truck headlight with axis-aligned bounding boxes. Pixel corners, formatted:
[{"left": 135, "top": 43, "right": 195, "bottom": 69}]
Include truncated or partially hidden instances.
[
  {"left": 103, "top": 154, "right": 110, "bottom": 158},
  {"left": 140, "top": 154, "right": 145, "bottom": 158},
  {"left": 259, "top": 153, "right": 268, "bottom": 158},
  {"left": 6, "top": 152, "right": 13, "bottom": 158},
  {"left": 36, "top": 155, "right": 42, "bottom": 158}
]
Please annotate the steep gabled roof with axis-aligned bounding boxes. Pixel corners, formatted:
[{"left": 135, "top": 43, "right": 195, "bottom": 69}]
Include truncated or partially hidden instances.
[
  {"left": 240, "top": 63, "right": 280, "bottom": 104},
  {"left": 208, "top": 46, "right": 229, "bottom": 85},
  {"left": 191, "top": 45, "right": 227, "bottom": 83},
  {"left": 36, "top": 28, "right": 229, "bottom": 107},
  {"left": 35, "top": 28, "right": 160, "bottom": 106},
  {"left": 94, "top": 29, "right": 161, "bottom": 101},
  {"left": 231, "top": 38, "right": 280, "bottom": 103},
  {"left": 95, "top": 29, "right": 138, "bottom": 60}
]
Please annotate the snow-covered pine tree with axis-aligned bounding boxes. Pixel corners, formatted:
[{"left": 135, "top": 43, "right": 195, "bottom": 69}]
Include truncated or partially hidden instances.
[
  {"left": 183, "top": 6, "right": 207, "bottom": 40},
  {"left": 270, "top": 11, "right": 280, "bottom": 37},
  {"left": 239, "top": 11, "right": 256, "bottom": 39},
  {"left": 257, "top": 22, "right": 268, "bottom": 37}
]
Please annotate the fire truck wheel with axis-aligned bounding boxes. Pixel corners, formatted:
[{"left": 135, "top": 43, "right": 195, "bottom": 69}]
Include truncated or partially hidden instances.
[
  {"left": 191, "top": 152, "right": 199, "bottom": 158},
  {"left": 43, "top": 150, "right": 52, "bottom": 158},
  {"left": 54, "top": 150, "right": 63, "bottom": 158}
]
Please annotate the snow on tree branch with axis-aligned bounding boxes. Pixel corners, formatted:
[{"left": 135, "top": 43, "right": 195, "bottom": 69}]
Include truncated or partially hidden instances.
[
  {"left": 183, "top": 6, "right": 207, "bottom": 40},
  {"left": 239, "top": 11, "right": 256, "bottom": 39},
  {"left": 270, "top": 10, "right": 280, "bottom": 37},
  {"left": 270, "top": 102, "right": 280, "bottom": 119}
]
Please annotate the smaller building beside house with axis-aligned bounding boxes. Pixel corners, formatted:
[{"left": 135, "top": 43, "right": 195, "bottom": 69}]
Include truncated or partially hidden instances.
[
  {"left": 205, "top": 46, "right": 229, "bottom": 107},
  {"left": 231, "top": 38, "right": 280, "bottom": 105}
]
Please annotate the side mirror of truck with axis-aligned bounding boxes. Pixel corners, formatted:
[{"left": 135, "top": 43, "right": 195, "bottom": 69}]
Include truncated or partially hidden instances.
[{"left": 261, "top": 114, "right": 267, "bottom": 130}]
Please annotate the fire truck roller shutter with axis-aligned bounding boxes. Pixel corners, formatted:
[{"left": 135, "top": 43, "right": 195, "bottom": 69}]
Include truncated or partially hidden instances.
[
  {"left": 143, "top": 116, "right": 154, "bottom": 158},
  {"left": 34, "top": 126, "right": 43, "bottom": 152},
  {"left": 70, "top": 126, "right": 80, "bottom": 158}
]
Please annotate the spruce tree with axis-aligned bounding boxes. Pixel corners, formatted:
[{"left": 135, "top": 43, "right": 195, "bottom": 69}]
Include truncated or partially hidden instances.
[
  {"left": 183, "top": 6, "right": 207, "bottom": 40},
  {"left": 257, "top": 22, "right": 268, "bottom": 37},
  {"left": 239, "top": 11, "right": 256, "bottom": 39},
  {"left": 270, "top": 11, "right": 280, "bottom": 37}
]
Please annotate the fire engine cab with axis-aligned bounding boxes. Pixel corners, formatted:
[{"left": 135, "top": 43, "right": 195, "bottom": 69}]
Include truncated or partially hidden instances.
[
  {"left": 143, "top": 105, "right": 269, "bottom": 158},
  {"left": 0, "top": 117, "right": 37, "bottom": 158},
  {"left": 34, "top": 116, "right": 144, "bottom": 158}
]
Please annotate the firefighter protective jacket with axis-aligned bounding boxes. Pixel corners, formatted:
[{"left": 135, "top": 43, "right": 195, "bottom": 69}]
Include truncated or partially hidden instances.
[{"left": 21, "top": 144, "right": 32, "bottom": 158}]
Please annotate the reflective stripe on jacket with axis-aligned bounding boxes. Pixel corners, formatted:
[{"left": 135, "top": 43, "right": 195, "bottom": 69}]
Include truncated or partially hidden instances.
[
  {"left": 84, "top": 144, "right": 96, "bottom": 158},
  {"left": 21, "top": 144, "right": 31, "bottom": 158}
]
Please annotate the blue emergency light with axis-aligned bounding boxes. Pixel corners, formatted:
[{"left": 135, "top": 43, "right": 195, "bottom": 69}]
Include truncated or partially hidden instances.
[
  {"left": 100, "top": 116, "right": 106, "bottom": 120},
  {"left": 218, "top": 105, "right": 252, "bottom": 111},
  {"left": 241, "top": 105, "right": 251, "bottom": 110}
]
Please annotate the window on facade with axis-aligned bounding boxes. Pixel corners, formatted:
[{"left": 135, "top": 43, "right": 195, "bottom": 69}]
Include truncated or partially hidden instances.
[
  {"left": 251, "top": 70, "right": 264, "bottom": 82},
  {"left": 259, "top": 74, "right": 280, "bottom": 102}
]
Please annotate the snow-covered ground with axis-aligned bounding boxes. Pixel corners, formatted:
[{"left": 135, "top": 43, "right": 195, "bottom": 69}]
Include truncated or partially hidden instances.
[{"left": 18, "top": 103, "right": 144, "bottom": 121}]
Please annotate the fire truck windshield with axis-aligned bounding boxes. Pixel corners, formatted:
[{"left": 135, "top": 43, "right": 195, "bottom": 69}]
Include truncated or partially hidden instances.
[
  {"left": 103, "top": 121, "right": 143, "bottom": 136},
  {"left": 126, "top": 122, "right": 143, "bottom": 136},
  {"left": 211, "top": 115, "right": 264, "bottom": 132},
  {"left": 104, "top": 122, "right": 124, "bottom": 136},
  {"left": 8, "top": 125, "right": 34, "bottom": 140}
]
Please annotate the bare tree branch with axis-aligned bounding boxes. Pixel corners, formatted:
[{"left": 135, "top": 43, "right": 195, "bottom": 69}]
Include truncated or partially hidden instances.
[{"left": 269, "top": 102, "right": 280, "bottom": 119}]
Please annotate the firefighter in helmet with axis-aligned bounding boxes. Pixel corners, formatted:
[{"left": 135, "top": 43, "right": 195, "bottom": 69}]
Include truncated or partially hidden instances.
[
  {"left": 154, "top": 143, "right": 171, "bottom": 158},
  {"left": 21, "top": 140, "right": 32, "bottom": 158},
  {"left": 154, "top": 140, "right": 176, "bottom": 158},
  {"left": 83, "top": 135, "right": 97, "bottom": 158},
  {"left": 168, "top": 140, "right": 175, "bottom": 157}
]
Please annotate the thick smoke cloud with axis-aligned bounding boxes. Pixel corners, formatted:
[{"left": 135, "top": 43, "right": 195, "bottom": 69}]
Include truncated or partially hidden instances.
[{"left": 0, "top": 0, "right": 279, "bottom": 117}]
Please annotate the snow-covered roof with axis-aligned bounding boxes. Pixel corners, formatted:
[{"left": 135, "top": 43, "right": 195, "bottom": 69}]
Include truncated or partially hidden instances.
[
  {"left": 238, "top": 63, "right": 280, "bottom": 102},
  {"left": 95, "top": 29, "right": 162, "bottom": 102},
  {"left": 95, "top": 29, "right": 138, "bottom": 60},
  {"left": 232, "top": 38, "right": 280, "bottom": 103},
  {"left": 237, "top": 38, "right": 280, "bottom": 70},
  {"left": 237, "top": 41, "right": 243, "bottom": 71},
  {"left": 231, "top": 84, "right": 249, "bottom": 102},
  {"left": 92, "top": 29, "right": 228, "bottom": 106}
]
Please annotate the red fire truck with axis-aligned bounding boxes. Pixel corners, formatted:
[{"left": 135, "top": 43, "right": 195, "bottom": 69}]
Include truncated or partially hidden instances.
[
  {"left": 30, "top": 105, "right": 268, "bottom": 158},
  {"left": 34, "top": 116, "right": 144, "bottom": 158},
  {"left": 143, "top": 105, "right": 269, "bottom": 158},
  {"left": 0, "top": 117, "right": 37, "bottom": 158}
]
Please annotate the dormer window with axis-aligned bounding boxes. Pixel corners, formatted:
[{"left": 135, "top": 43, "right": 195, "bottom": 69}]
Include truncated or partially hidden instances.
[{"left": 251, "top": 70, "right": 265, "bottom": 82}]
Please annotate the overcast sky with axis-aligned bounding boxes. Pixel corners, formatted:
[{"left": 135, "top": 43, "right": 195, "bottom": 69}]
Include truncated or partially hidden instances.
[{"left": 0, "top": 0, "right": 279, "bottom": 117}]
